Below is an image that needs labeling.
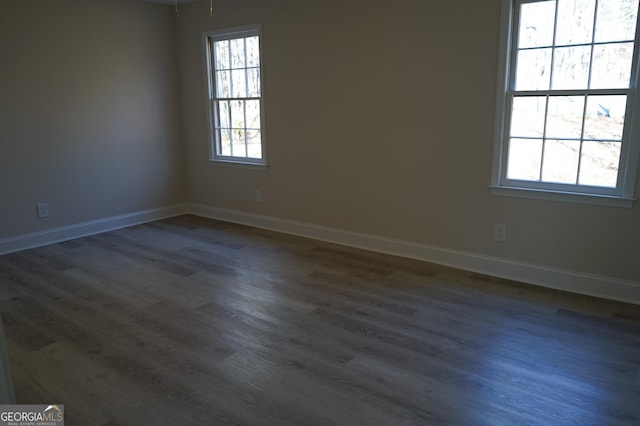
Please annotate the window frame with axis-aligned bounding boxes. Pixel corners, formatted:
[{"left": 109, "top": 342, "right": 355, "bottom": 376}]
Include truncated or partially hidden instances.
[
  {"left": 203, "top": 24, "right": 267, "bottom": 168},
  {"left": 490, "top": 0, "right": 640, "bottom": 207}
]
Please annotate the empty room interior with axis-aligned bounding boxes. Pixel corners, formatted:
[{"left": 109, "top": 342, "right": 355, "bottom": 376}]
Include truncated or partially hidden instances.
[{"left": 1, "top": 0, "right": 640, "bottom": 424}]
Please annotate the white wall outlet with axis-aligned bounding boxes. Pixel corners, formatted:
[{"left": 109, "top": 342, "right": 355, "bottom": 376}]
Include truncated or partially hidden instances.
[
  {"left": 255, "top": 190, "right": 263, "bottom": 202},
  {"left": 494, "top": 223, "right": 506, "bottom": 242},
  {"left": 36, "top": 202, "right": 49, "bottom": 219}
]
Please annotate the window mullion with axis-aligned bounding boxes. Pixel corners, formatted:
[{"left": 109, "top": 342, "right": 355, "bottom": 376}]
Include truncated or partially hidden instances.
[
  {"left": 538, "top": 95, "right": 551, "bottom": 182},
  {"left": 586, "top": 0, "right": 598, "bottom": 91},
  {"left": 534, "top": 0, "right": 558, "bottom": 182},
  {"left": 244, "top": 38, "right": 249, "bottom": 156},
  {"left": 228, "top": 40, "right": 236, "bottom": 157},
  {"left": 501, "top": 93, "right": 514, "bottom": 186},
  {"left": 243, "top": 101, "right": 248, "bottom": 156},
  {"left": 514, "top": 88, "right": 629, "bottom": 96},
  {"left": 575, "top": 94, "right": 590, "bottom": 185},
  {"left": 547, "top": 0, "right": 560, "bottom": 90},
  {"left": 576, "top": 1, "right": 598, "bottom": 186},
  {"left": 213, "top": 99, "right": 220, "bottom": 154},
  {"left": 209, "top": 40, "right": 216, "bottom": 100},
  {"left": 508, "top": 3, "right": 521, "bottom": 91},
  {"left": 227, "top": 101, "right": 232, "bottom": 157}
]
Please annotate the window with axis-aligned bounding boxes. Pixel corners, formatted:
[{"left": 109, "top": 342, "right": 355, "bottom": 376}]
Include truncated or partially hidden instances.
[
  {"left": 203, "top": 25, "right": 266, "bottom": 166},
  {"left": 491, "top": 0, "right": 640, "bottom": 206}
]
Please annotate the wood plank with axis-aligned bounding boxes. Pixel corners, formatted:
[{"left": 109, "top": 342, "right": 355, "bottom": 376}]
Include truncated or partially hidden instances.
[{"left": 0, "top": 215, "right": 639, "bottom": 424}]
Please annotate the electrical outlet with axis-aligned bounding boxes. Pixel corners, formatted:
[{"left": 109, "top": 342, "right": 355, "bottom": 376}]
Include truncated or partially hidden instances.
[
  {"left": 494, "top": 224, "right": 506, "bottom": 242},
  {"left": 255, "top": 190, "right": 263, "bottom": 202},
  {"left": 36, "top": 202, "right": 49, "bottom": 219}
]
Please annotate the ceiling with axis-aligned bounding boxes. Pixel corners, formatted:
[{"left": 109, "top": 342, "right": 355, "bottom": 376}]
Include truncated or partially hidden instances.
[{"left": 137, "top": 0, "right": 200, "bottom": 5}]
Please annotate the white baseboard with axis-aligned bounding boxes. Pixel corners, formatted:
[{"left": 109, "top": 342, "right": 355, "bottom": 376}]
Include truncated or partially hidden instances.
[
  {"left": 2, "top": 202, "right": 638, "bottom": 305},
  {"left": 188, "top": 203, "right": 640, "bottom": 305},
  {"left": 0, "top": 204, "right": 188, "bottom": 256}
]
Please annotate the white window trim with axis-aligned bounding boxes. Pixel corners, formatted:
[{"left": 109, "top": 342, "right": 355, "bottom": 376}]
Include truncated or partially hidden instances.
[
  {"left": 202, "top": 24, "right": 267, "bottom": 168},
  {"left": 490, "top": 0, "right": 640, "bottom": 208}
]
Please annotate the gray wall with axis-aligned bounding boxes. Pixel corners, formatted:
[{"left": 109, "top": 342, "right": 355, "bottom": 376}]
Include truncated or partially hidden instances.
[
  {"left": 0, "top": 0, "right": 185, "bottom": 238},
  {"left": 1, "top": 0, "right": 638, "bottom": 287},
  {"left": 178, "top": 0, "right": 640, "bottom": 282}
]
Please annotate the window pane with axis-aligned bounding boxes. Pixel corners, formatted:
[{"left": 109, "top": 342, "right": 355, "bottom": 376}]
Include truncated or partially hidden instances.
[
  {"left": 232, "top": 129, "right": 247, "bottom": 157},
  {"left": 519, "top": 1, "right": 556, "bottom": 48},
  {"left": 546, "top": 96, "right": 585, "bottom": 138},
  {"left": 510, "top": 96, "right": 546, "bottom": 137},
  {"left": 219, "top": 129, "right": 231, "bottom": 156},
  {"left": 515, "top": 48, "right": 552, "bottom": 90},
  {"left": 579, "top": 141, "right": 621, "bottom": 186},
  {"left": 507, "top": 138, "right": 543, "bottom": 181},
  {"left": 595, "top": 0, "right": 639, "bottom": 42},
  {"left": 247, "top": 68, "right": 261, "bottom": 97},
  {"left": 217, "top": 100, "right": 230, "bottom": 128},
  {"left": 246, "top": 100, "right": 260, "bottom": 129},
  {"left": 247, "top": 130, "right": 262, "bottom": 159},
  {"left": 551, "top": 46, "right": 591, "bottom": 89},
  {"left": 246, "top": 36, "right": 260, "bottom": 67},
  {"left": 555, "top": 0, "right": 596, "bottom": 45},
  {"left": 231, "top": 69, "right": 247, "bottom": 98},
  {"left": 541, "top": 139, "right": 580, "bottom": 183},
  {"left": 230, "top": 38, "right": 245, "bottom": 68},
  {"left": 216, "top": 71, "right": 231, "bottom": 98},
  {"left": 584, "top": 95, "right": 626, "bottom": 140},
  {"left": 231, "top": 100, "right": 244, "bottom": 129},
  {"left": 214, "top": 40, "right": 230, "bottom": 70},
  {"left": 590, "top": 43, "right": 634, "bottom": 89}
]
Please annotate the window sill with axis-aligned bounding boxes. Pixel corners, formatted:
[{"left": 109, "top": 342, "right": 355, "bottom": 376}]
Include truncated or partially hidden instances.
[
  {"left": 488, "top": 185, "right": 636, "bottom": 208},
  {"left": 209, "top": 159, "right": 269, "bottom": 171}
]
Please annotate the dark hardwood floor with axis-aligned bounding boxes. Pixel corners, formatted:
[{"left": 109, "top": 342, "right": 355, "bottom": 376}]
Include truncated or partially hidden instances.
[{"left": 0, "top": 215, "right": 639, "bottom": 425}]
